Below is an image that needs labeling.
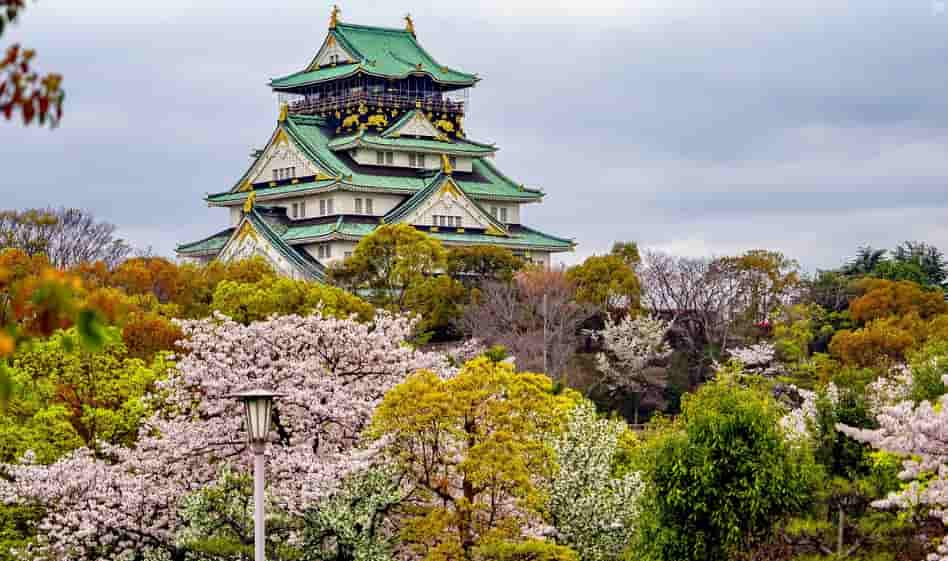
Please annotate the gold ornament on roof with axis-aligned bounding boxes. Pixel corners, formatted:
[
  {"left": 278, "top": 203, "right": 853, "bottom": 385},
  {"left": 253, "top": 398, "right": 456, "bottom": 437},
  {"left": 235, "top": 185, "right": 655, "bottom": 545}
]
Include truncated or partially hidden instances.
[
  {"left": 278, "top": 103, "right": 288, "bottom": 122},
  {"left": 329, "top": 5, "right": 340, "bottom": 29},
  {"left": 243, "top": 191, "right": 256, "bottom": 214},
  {"left": 441, "top": 154, "right": 453, "bottom": 175},
  {"left": 405, "top": 14, "right": 415, "bottom": 36}
]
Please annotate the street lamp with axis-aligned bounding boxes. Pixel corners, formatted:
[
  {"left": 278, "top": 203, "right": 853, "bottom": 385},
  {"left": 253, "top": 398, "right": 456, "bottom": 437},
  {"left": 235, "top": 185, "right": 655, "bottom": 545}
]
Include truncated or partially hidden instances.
[{"left": 229, "top": 389, "right": 281, "bottom": 561}]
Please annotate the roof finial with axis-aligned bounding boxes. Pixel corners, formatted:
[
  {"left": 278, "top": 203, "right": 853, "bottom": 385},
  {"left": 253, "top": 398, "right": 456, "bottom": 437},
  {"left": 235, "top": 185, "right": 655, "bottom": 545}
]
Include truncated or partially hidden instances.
[
  {"left": 278, "top": 102, "right": 288, "bottom": 122},
  {"left": 441, "top": 153, "right": 453, "bottom": 175},
  {"left": 404, "top": 13, "right": 415, "bottom": 36},
  {"left": 243, "top": 191, "right": 256, "bottom": 214},
  {"left": 329, "top": 5, "right": 340, "bottom": 29}
]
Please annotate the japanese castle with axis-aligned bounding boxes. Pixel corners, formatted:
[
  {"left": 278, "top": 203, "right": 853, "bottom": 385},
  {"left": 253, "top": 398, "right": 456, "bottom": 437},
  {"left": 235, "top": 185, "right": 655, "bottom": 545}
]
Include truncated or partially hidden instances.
[{"left": 176, "top": 8, "right": 574, "bottom": 281}]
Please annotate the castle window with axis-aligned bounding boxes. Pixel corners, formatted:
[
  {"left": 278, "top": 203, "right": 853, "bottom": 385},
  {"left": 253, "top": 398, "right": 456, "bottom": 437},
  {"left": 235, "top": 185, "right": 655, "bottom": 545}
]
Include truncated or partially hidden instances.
[
  {"left": 500, "top": 207, "right": 508, "bottom": 223},
  {"left": 291, "top": 203, "right": 299, "bottom": 218},
  {"left": 355, "top": 198, "right": 363, "bottom": 214},
  {"left": 450, "top": 156, "right": 457, "bottom": 169},
  {"left": 455, "top": 216, "right": 462, "bottom": 227},
  {"left": 386, "top": 151, "right": 393, "bottom": 164},
  {"left": 365, "top": 198, "right": 373, "bottom": 214},
  {"left": 432, "top": 215, "right": 438, "bottom": 227},
  {"left": 327, "top": 198, "right": 334, "bottom": 214},
  {"left": 491, "top": 206, "right": 498, "bottom": 219},
  {"left": 320, "top": 199, "right": 326, "bottom": 216},
  {"left": 376, "top": 151, "right": 384, "bottom": 165},
  {"left": 409, "top": 153, "right": 426, "bottom": 168},
  {"left": 299, "top": 200, "right": 306, "bottom": 217}
]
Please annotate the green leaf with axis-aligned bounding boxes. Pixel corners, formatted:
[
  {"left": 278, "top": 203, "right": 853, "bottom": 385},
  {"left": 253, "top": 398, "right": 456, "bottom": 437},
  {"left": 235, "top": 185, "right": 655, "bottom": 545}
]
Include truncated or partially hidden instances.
[
  {"left": 0, "top": 361, "right": 12, "bottom": 406},
  {"left": 76, "top": 309, "right": 106, "bottom": 352}
]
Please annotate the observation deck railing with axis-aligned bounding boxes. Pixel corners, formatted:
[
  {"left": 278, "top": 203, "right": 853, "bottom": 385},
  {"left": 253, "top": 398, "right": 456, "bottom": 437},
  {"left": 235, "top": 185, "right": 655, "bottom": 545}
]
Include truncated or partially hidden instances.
[{"left": 287, "top": 90, "right": 465, "bottom": 116}]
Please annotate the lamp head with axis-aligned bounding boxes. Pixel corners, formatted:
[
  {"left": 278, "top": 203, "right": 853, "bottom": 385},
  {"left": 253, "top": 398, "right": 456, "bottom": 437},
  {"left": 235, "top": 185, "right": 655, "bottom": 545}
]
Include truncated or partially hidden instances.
[{"left": 228, "top": 389, "right": 282, "bottom": 445}]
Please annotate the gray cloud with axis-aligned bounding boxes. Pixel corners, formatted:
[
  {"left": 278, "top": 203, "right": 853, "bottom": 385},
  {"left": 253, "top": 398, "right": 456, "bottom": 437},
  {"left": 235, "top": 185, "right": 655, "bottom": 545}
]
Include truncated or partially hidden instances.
[{"left": 1, "top": 0, "right": 946, "bottom": 271}]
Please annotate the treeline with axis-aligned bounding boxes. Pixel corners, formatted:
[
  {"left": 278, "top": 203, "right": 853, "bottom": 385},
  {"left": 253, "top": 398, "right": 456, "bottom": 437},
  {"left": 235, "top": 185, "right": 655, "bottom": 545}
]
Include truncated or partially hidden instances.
[{"left": 2, "top": 207, "right": 948, "bottom": 561}]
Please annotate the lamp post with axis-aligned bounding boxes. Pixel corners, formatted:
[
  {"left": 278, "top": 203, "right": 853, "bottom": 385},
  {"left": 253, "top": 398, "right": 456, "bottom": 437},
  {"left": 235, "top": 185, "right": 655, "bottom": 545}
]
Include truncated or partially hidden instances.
[{"left": 229, "top": 389, "right": 281, "bottom": 561}]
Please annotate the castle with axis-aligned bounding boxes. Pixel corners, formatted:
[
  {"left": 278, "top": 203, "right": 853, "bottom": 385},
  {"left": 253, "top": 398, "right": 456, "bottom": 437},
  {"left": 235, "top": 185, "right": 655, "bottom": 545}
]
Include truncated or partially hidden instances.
[{"left": 176, "top": 8, "right": 574, "bottom": 281}]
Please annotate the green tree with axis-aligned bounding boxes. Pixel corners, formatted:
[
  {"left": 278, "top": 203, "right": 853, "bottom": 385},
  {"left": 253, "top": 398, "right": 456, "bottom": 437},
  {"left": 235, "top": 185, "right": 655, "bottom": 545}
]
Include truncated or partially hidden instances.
[
  {"left": 566, "top": 250, "right": 641, "bottom": 317},
  {"left": 328, "top": 224, "right": 446, "bottom": 309},
  {"left": 446, "top": 245, "right": 524, "bottom": 285},
  {"left": 403, "top": 274, "right": 468, "bottom": 338},
  {"left": 635, "top": 375, "right": 820, "bottom": 561},
  {"left": 210, "top": 276, "right": 374, "bottom": 324},
  {"left": 0, "top": 327, "right": 168, "bottom": 463}
]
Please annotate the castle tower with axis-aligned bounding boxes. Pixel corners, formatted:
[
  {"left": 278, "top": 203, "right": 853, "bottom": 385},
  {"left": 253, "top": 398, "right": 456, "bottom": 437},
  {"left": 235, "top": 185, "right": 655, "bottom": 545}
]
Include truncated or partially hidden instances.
[{"left": 177, "top": 8, "right": 574, "bottom": 280}]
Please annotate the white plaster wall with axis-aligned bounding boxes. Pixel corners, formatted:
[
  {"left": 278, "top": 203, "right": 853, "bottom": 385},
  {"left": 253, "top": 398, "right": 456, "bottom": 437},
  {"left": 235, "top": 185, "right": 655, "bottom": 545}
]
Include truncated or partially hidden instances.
[
  {"left": 229, "top": 206, "right": 242, "bottom": 226},
  {"left": 484, "top": 203, "right": 521, "bottom": 224},
  {"left": 350, "top": 149, "right": 474, "bottom": 173},
  {"left": 302, "top": 240, "right": 358, "bottom": 264},
  {"left": 250, "top": 143, "right": 322, "bottom": 184}
]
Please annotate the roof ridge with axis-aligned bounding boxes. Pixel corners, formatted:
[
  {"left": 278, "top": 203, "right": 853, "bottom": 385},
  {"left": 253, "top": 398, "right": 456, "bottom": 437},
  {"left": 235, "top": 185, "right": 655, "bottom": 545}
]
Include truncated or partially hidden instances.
[{"left": 336, "top": 21, "right": 412, "bottom": 34}]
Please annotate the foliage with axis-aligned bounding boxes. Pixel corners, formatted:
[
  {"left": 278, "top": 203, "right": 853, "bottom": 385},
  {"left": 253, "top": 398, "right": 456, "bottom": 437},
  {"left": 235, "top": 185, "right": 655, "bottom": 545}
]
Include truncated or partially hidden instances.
[
  {"left": 370, "top": 357, "right": 580, "bottom": 561},
  {"left": 828, "top": 313, "right": 948, "bottom": 369},
  {"left": 837, "top": 352, "right": 948, "bottom": 561},
  {"left": 592, "top": 315, "right": 673, "bottom": 417},
  {"left": 847, "top": 278, "right": 947, "bottom": 324},
  {"left": 403, "top": 274, "right": 468, "bottom": 337},
  {"left": 301, "top": 467, "right": 404, "bottom": 561},
  {"left": 121, "top": 311, "right": 183, "bottom": 360},
  {"left": 0, "top": 312, "right": 449, "bottom": 561},
  {"left": 0, "top": 328, "right": 167, "bottom": 463},
  {"left": 446, "top": 245, "right": 524, "bottom": 285},
  {"left": 541, "top": 401, "right": 643, "bottom": 561},
  {"left": 567, "top": 250, "right": 641, "bottom": 317},
  {"left": 472, "top": 539, "right": 578, "bottom": 561},
  {"left": 210, "top": 276, "right": 374, "bottom": 324},
  {"left": 329, "top": 224, "right": 447, "bottom": 308},
  {"left": 635, "top": 375, "right": 820, "bottom": 561},
  {"left": 1, "top": 43, "right": 63, "bottom": 126}
]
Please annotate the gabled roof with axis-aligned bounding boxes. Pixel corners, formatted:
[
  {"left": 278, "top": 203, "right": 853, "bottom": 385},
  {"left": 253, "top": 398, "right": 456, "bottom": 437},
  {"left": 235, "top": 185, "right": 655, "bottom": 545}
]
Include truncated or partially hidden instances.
[
  {"left": 327, "top": 128, "right": 496, "bottom": 156},
  {"left": 271, "top": 22, "right": 477, "bottom": 91},
  {"left": 176, "top": 228, "right": 234, "bottom": 256},
  {"left": 282, "top": 215, "right": 574, "bottom": 252},
  {"left": 209, "top": 114, "right": 542, "bottom": 204},
  {"left": 380, "top": 109, "right": 440, "bottom": 138},
  {"left": 383, "top": 171, "right": 508, "bottom": 234},
  {"left": 194, "top": 207, "right": 327, "bottom": 282}
]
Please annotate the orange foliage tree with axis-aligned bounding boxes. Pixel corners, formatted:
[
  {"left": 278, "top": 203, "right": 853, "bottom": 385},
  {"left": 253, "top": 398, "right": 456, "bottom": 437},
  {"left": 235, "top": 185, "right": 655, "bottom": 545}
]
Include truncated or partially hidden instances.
[
  {"left": 848, "top": 278, "right": 947, "bottom": 324},
  {"left": 1, "top": 3, "right": 64, "bottom": 126}
]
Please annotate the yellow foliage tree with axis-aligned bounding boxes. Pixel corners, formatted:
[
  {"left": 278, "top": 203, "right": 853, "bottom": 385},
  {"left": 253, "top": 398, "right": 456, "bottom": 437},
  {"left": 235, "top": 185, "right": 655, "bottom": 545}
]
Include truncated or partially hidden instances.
[{"left": 370, "top": 357, "right": 580, "bottom": 561}]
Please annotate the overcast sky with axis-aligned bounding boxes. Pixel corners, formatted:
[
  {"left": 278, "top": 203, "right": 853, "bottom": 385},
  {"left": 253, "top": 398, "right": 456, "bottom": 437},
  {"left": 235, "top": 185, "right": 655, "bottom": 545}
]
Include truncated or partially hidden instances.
[{"left": 1, "top": 0, "right": 947, "bottom": 270}]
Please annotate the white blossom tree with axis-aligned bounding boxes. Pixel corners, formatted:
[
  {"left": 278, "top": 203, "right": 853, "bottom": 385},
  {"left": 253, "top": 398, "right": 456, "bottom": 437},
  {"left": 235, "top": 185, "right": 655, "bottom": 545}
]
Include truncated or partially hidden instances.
[
  {"left": 837, "top": 371, "right": 948, "bottom": 561},
  {"left": 540, "top": 402, "right": 643, "bottom": 561},
  {"left": 0, "top": 311, "right": 448, "bottom": 561},
  {"left": 593, "top": 314, "right": 673, "bottom": 423}
]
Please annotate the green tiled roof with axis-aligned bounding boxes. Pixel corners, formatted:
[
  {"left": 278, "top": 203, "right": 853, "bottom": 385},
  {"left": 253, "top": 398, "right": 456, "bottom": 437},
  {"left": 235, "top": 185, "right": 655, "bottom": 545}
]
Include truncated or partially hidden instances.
[
  {"left": 246, "top": 209, "right": 327, "bottom": 281},
  {"left": 210, "top": 115, "right": 543, "bottom": 205},
  {"left": 383, "top": 172, "right": 508, "bottom": 233},
  {"left": 176, "top": 228, "right": 233, "bottom": 255},
  {"left": 429, "top": 225, "right": 575, "bottom": 252},
  {"left": 279, "top": 216, "right": 572, "bottom": 252},
  {"left": 327, "top": 129, "right": 496, "bottom": 156},
  {"left": 271, "top": 22, "right": 477, "bottom": 90}
]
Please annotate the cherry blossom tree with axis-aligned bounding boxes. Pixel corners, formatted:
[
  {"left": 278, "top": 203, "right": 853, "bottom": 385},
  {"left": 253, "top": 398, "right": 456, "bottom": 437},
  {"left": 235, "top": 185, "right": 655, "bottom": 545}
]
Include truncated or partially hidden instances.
[
  {"left": 0, "top": 311, "right": 448, "bottom": 561},
  {"left": 592, "top": 314, "right": 672, "bottom": 422},
  {"left": 837, "top": 372, "right": 948, "bottom": 561}
]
